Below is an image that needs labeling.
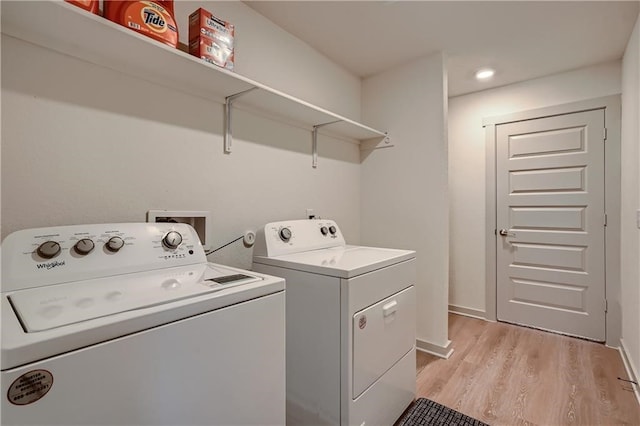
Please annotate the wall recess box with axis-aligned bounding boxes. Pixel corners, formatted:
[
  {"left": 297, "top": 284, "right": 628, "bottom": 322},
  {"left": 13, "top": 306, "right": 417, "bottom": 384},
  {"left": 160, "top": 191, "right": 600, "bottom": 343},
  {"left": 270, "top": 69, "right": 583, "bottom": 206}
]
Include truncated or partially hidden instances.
[{"left": 147, "top": 210, "right": 212, "bottom": 250}]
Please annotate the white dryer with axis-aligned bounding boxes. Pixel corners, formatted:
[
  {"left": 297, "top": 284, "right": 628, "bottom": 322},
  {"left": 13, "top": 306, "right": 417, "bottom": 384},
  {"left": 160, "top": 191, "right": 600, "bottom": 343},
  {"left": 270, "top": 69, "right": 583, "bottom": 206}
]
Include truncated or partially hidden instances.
[
  {"left": 1, "top": 223, "right": 285, "bottom": 426},
  {"left": 252, "top": 219, "right": 416, "bottom": 426}
]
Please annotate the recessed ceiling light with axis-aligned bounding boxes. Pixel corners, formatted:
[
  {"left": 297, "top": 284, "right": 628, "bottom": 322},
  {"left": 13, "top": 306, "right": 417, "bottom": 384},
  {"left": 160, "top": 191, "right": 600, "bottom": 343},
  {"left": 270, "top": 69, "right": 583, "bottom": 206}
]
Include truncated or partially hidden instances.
[{"left": 475, "top": 68, "right": 495, "bottom": 80}]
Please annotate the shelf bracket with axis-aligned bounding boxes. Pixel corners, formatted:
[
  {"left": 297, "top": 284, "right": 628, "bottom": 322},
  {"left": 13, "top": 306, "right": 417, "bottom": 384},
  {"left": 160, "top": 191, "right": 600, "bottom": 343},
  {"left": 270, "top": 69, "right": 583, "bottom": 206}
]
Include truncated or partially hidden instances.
[
  {"left": 311, "top": 120, "right": 342, "bottom": 168},
  {"left": 360, "top": 132, "right": 393, "bottom": 151},
  {"left": 224, "top": 87, "right": 258, "bottom": 153}
]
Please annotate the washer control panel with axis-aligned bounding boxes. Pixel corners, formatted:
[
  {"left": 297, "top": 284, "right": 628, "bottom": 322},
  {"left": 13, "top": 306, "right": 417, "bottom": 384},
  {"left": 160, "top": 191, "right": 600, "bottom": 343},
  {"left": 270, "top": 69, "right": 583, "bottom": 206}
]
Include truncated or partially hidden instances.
[
  {"left": 2, "top": 223, "right": 207, "bottom": 292},
  {"left": 253, "top": 219, "right": 346, "bottom": 257}
]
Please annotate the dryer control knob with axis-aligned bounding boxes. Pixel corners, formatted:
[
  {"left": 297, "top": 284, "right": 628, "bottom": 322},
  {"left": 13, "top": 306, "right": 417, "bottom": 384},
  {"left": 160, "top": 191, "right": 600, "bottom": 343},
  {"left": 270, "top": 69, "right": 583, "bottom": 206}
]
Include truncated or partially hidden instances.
[
  {"left": 320, "top": 226, "right": 329, "bottom": 236},
  {"left": 279, "top": 227, "right": 292, "bottom": 242},
  {"left": 37, "top": 241, "right": 61, "bottom": 259},
  {"left": 329, "top": 226, "right": 337, "bottom": 235},
  {"left": 74, "top": 238, "right": 95, "bottom": 255},
  {"left": 162, "top": 231, "right": 183, "bottom": 249},
  {"left": 106, "top": 236, "right": 125, "bottom": 252}
]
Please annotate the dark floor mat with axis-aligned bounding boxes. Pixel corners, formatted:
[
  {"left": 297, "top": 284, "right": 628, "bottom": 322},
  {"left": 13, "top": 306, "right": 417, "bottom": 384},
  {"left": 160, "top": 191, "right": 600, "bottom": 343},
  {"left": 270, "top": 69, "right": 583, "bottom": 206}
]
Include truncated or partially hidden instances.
[{"left": 397, "top": 398, "right": 489, "bottom": 426}]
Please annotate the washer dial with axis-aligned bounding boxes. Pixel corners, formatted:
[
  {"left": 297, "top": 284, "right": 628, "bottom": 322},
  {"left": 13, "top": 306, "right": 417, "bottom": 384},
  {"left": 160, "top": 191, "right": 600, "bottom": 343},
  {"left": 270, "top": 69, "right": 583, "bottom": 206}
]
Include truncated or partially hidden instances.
[
  {"left": 37, "top": 241, "right": 61, "bottom": 259},
  {"left": 74, "top": 238, "right": 95, "bottom": 255},
  {"left": 106, "top": 236, "right": 125, "bottom": 252}
]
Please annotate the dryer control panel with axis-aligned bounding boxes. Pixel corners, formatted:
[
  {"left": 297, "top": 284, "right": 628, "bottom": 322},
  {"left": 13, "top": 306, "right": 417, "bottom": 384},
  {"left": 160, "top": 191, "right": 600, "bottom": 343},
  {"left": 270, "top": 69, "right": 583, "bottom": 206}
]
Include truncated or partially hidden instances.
[
  {"left": 2, "top": 223, "right": 206, "bottom": 292},
  {"left": 253, "top": 219, "right": 346, "bottom": 257}
]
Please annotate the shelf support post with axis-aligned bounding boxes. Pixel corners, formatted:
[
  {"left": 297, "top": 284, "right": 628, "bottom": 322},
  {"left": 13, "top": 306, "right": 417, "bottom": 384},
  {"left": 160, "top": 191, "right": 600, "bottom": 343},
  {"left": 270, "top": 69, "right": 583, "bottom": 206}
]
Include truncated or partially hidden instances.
[
  {"left": 311, "top": 120, "right": 342, "bottom": 168},
  {"left": 224, "top": 87, "right": 258, "bottom": 153}
]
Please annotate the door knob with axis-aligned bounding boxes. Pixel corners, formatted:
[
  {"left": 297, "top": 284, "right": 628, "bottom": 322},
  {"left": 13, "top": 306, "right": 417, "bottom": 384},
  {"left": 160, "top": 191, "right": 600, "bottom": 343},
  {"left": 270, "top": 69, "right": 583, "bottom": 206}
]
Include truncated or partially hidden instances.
[{"left": 499, "top": 229, "right": 516, "bottom": 237}]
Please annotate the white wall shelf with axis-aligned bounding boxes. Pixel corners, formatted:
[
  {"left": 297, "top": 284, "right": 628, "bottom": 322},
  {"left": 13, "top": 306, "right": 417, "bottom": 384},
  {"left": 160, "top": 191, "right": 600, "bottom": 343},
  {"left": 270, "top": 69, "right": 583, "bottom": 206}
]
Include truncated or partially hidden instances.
[{"left": 1, "top": 1, "right": 389, "bottom": 166}]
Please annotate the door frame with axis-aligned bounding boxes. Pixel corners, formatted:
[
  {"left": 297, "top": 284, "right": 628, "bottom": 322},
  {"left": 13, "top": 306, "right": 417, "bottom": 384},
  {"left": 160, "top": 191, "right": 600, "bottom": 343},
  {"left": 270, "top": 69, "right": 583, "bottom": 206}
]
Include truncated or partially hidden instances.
[{"left": 483, "top": 95, "right": 621, "bottom": 347}]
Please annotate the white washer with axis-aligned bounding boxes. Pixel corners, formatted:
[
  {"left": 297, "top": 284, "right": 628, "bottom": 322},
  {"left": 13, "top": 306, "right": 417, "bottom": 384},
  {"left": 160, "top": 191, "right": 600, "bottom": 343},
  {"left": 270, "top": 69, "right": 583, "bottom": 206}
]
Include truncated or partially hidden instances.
[
  {"left": 252, "top": 219, "right": 416, "bottom": 426},
  {"left": 1, "top": 223, "right": 285, "bottom": 426}
]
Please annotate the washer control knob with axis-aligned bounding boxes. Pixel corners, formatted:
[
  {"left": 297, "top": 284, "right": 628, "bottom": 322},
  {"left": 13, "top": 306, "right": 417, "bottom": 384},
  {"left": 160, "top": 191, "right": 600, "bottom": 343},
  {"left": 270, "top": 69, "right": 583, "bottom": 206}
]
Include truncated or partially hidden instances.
[
  {"left": 320, "top": 226, "right": 329, "bottom": 236},
  {"left": 37, "top": 241, "right": 61, "bottom": 259},
  {"left": 162, "top": 231, "right": 183, "bottom": 249},
  {"left": 74, "top": 238, "right": 95, "bottom": 255},
  {"left": 329, "top": 226, "right": 337, "bottom": 235},
  {"left": 279, "top": 227, "right": 292, "bottom": 242},
  {"left": 106, "top": 236, "right": 125, "bottom": 252}
]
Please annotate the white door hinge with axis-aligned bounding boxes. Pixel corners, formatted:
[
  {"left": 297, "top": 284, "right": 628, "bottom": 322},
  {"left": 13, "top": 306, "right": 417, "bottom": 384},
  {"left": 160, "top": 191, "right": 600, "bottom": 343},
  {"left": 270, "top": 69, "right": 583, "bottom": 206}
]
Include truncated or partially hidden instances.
[
  {"left": 604, "top": 213, "right": 608, "bottom": 227},
  {"left": 604, "top": 299, "right": 608, "bottom": 313},
  {"left": 603, "top": 128, "right": 608, "bottom": 141}
]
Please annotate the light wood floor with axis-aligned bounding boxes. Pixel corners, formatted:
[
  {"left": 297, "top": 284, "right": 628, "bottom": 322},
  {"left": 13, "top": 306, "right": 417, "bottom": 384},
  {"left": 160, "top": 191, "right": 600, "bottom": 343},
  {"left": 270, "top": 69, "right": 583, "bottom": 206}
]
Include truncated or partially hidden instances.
[{"left": 416, "top": 314, "right": 640, "bottom": 425}]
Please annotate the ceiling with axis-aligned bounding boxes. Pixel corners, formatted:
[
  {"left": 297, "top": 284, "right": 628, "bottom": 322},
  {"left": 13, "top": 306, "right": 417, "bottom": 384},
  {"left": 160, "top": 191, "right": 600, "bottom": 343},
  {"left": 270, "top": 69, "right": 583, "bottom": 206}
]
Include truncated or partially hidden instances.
[{"left": 243, "top": 1, "right": 639, "bottom": 97}]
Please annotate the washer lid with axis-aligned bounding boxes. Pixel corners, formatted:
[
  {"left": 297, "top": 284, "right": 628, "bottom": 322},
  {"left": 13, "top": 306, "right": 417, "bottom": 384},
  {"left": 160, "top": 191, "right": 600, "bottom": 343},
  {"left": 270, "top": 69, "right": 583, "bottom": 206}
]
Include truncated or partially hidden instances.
[
  {"left": 9, "top": 264, "right": 262, "bottom": 332},
  {"left": 253, "top": 245, "right": 415, "bottom": 278}
]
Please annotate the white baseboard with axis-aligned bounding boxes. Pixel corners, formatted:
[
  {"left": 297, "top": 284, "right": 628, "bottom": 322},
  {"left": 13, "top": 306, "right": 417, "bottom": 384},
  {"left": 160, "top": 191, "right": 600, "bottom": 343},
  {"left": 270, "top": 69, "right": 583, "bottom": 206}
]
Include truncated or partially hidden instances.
[
  {"left": 448, "top": 304, "right": 487, "bottom": 320},
  {"left": 619, "top": 338, "right": 640, "bottom": 405},
  {"left": 416, "top": 338, "right": 454, "bottom": 359}
]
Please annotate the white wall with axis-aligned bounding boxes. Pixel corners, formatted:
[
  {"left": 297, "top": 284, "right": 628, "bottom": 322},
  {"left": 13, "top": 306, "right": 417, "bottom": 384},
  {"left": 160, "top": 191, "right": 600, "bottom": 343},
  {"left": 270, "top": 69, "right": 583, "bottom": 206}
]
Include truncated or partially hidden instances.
[
  {"left": 0, "top": 1, "right": 364, "bottom": 270},
  {"left": 361, "top": 53, "right": 450, "bottom": 354},
  {"left": 448, "top": 61, "right": 622, "bottom": 314},
  {"left": 620, "top": 11, "right": 640, "bottom": 388},
  {"left": 174, "top": 1, "right": 361, "bottom": 121}
]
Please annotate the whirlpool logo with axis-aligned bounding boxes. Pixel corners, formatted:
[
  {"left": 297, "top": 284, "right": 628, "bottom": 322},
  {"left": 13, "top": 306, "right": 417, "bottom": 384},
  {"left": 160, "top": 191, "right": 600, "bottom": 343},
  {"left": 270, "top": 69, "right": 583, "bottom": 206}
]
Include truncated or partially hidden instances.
[{"left": 36, "top": 261, "right": 65, "bottom": 270}]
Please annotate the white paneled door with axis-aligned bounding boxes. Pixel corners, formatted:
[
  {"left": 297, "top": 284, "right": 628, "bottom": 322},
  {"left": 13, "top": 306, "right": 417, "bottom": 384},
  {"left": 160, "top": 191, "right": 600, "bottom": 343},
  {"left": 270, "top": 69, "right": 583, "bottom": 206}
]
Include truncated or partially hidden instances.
[{"left": 496, "top": 109, "right": 606, "bottom": 341}]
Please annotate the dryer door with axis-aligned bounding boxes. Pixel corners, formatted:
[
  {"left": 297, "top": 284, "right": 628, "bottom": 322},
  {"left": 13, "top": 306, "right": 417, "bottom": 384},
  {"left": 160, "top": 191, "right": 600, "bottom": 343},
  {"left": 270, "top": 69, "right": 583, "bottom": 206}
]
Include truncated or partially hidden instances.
[{"left": 352, "top": 286, "right": 415, "bottom": 399}]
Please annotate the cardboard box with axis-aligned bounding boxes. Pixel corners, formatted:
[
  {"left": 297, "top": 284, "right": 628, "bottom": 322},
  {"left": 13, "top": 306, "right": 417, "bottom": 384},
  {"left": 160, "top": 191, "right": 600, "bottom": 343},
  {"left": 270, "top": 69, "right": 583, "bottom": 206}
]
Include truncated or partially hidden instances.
[
  {"left": 189, "top": 37, "right": 234, "bottom": 70},
  {"left": 188, "top": 8, "right": 234, "bottom": 70}
]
